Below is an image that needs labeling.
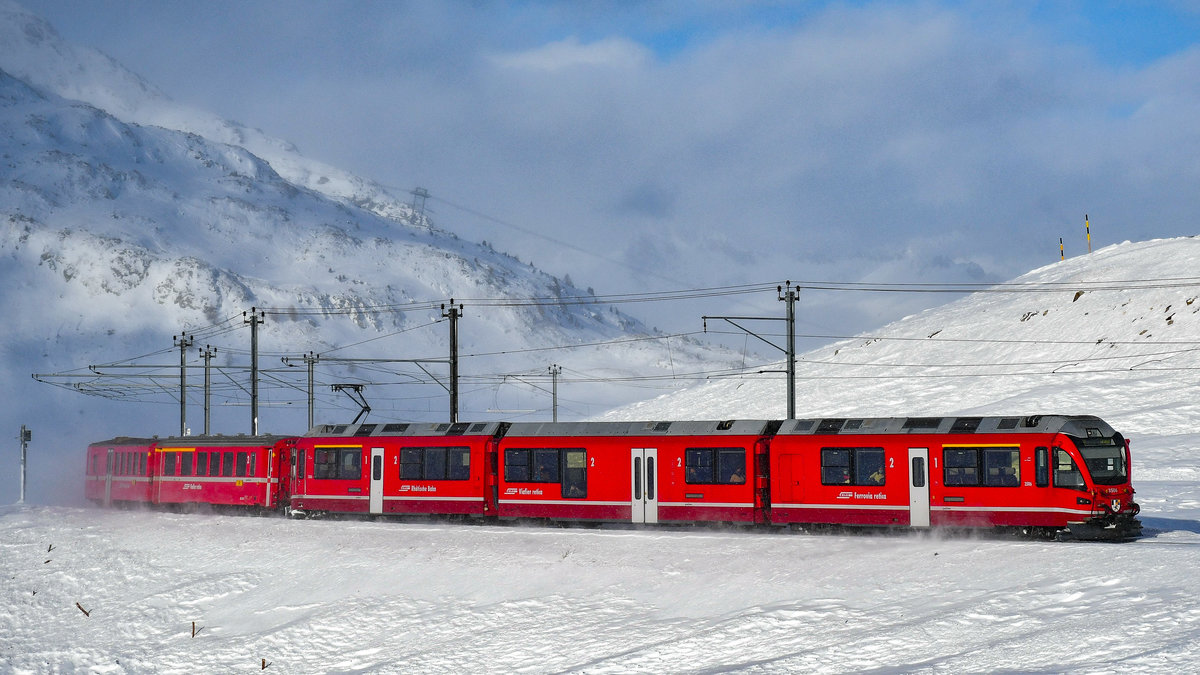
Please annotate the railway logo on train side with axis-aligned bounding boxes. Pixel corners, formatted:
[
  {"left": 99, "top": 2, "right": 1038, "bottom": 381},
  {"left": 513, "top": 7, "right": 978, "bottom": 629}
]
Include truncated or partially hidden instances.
[
  {"left": 836, "top": 490, "right": 887, "bottom": 500},
  {"left": 503, "top": 487, "right": 544, "bottom": 496},
  {"left": 399, "top": 485, "right": 437, "bottom": 493}
]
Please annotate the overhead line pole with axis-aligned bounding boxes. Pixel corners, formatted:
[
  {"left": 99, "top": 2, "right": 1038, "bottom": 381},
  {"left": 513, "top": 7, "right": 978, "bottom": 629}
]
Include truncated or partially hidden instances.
[
  {"left": 780, "top": 282, "right": 797, "bottom": 420},
  {"left": 549, "top": 364, "right": 561, "bottom": 423},
  {"left": 244, "top": 308, "right": 265, "bottom": 435},
  {"left": 200, "top": 345, "right": 217, "bottom": 435},
  {"left": 18, "top": 425, "right": 31, "bottom": 504},
  {"left": 173, "top": 332, "right": 193, "bottom": 436},
  {"left": 442, "top": 299, "right": 463, "bottom": 423}
]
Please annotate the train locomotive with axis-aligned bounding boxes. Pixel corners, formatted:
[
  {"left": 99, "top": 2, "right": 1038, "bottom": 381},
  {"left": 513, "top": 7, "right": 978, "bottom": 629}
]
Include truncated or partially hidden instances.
[{"left": 85, "top": 414, "right": 1142, "bottom": 540}]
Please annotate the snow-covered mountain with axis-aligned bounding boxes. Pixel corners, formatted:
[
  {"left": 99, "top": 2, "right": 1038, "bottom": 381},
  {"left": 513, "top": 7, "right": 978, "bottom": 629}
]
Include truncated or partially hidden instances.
[
  {"left": 0, "top": 0, "right": 420, "bottom": 225},
  {"left": 0, "top": 1, "right": 740, "bottom": 504}
]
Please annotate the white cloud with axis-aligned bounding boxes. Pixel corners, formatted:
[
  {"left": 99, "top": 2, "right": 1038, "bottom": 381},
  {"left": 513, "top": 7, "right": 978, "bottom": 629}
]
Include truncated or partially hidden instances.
[{"left": 492, "top": 36, "right": 652, "bottom": 72}]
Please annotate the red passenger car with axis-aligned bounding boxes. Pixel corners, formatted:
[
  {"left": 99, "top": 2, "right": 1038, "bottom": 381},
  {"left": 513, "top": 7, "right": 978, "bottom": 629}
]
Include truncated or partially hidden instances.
[
  {"left": 153, "top": 436, "right": 293, "bottom": 509},
  {"left": 288, "top": 421, "right": 503, "bottom": 517},
  {"left": 495, "top": 420, "right": 775, "bottom": 524},
  {"left": 768, "top": 415, "right": 1140, "bottom": 539},
  {"left": 84, "top": 437, "right": 156, "bottom": 507}
]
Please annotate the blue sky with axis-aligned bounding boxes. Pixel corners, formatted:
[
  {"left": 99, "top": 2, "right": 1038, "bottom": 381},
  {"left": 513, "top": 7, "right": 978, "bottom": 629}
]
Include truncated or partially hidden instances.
[{"left": 22, "top": 0, "right": 1200, "bottom": 339}]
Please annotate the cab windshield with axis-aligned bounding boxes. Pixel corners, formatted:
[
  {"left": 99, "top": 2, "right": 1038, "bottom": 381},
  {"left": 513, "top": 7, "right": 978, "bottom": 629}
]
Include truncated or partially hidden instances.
[{"left": 1078, "top": 445, "right": 1128, "bottom": 486}]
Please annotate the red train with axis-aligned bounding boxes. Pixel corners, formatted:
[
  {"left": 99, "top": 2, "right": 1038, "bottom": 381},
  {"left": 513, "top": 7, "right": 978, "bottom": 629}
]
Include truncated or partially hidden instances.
[{"left": 85, "top": 414, "right": 1142, "bottom": 540}]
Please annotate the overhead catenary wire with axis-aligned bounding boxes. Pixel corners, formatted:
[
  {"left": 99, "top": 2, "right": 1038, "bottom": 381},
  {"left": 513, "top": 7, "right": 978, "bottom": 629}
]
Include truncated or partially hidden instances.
[{"left": 30, "top": 272, "right": 1200, "bottom": 420}]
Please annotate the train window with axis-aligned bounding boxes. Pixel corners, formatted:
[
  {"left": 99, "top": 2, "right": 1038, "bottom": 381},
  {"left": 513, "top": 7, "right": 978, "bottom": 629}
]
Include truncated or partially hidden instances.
[
  {"left": 685, "top": 448, "right": 746, "bottom": 485},
  {"left": 911, "top": 457, "right": 926, "bottom": 488},
  {"left": 1035, "top": 447, "right": 1049, "bottom": 487},
  {"left": 342, "top": 450, "right": 362, "bottom": 480},
  {"left": 298, "top": 449, "right": 306, "bottom": 480},
  {"left": 1054, "top": 449, "right": 1086, "bottom": 490},
  {"left": 717, "top": 450, "right": 746, "bottom": 484},
  {"left": 685, "top": 449, "right": 714, "bottom": 483},
  {"left": 943, "top": 448, "right": 978, "bottom": 486},
  {"left": 856, "top": 450, "right": 885, "bottom": 486},
  {"left": 180, "top": 453, "right": 193, "bottom": 477},
  {"left": 562, "top": 450, "right": 587, "bottom": 499},
  {"left": 505, "top": 448, "right": 582, "bottom": 485},
  {"left": 820, "top": 448, "right": 884, "bottom": 486},
  {"left": 533, "top": 449, "right": 560, "bottom": 482},
  {"left": 307, "top": 446, "right": 357, "bottom": 478},
  {"left": 400, "top": 447, "right": 471, "bottom": 480},
  {"left": 209, "top": 452, "right": 221, "bottom": 477},
  {"left": 401, "top": 449, "right": 424, "bottom": 479},
  {"left": 196, "top": 452, "right": 208, "bottom": 477},
  {"left": 1079, "top": 445, "right": 1127, "bottom": 486},
  {"left": 448, "top": 448, "right": 471, "bottom": 480},
  {"left": 425, "top": 448, "right": 449, "bottom": 480},
  {"left": 139, "top": 453, "right": 147, "bottom": 475},
  {"left": 505, "top": 449, "right": 530, "bottom": 482},
  {"left": 983, "top": 449, "right": 1019, "bottom": 487},
  {"left": 313, "top": 447, "right": 362, "bottom": 480},
  {"left": 164, "top": 452, "right": 177, "bottom": 477},
  {"left": 249, "top": 453, "right": 257, "bottom": 477},
  {"left": 222, "top": 452, "right": 235, "bottom": 477},
  {"left": 236, "top": 452, "right": 249, "bottom": 478},
  {"left": 943, "top": 446, "right": 1020, "bottom": 487}
]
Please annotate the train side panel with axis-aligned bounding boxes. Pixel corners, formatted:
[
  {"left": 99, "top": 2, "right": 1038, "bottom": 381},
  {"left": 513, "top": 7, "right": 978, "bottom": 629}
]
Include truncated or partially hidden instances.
[
  {"left": 84, "top": 439, "right": 155, "bottom": 506},
  {"left": 768, "top": 434, "right": 911, "bottom": 526},
  {"left": 496, "top": 421, "right": 773, "bottom": 524},
  {"left": 768, "top": 416, "right": 1138, "bottom": 537},
  {"left": 153, "top": 437, "right": 287, "bottom": 508},
  {"left": 289, "top": 422, "right": 500, "bottom": 517}
]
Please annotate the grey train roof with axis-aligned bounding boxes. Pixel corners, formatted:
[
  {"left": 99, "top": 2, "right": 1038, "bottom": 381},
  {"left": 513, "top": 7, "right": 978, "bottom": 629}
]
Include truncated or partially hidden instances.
[
  {"left": 156, "top": 435, "right": 290, "bottom": 448},
  {"left": 504, "top": 420, "right": 778, "bottom": 438},
  {"left": 776, "top": 415, "right": 1116, "bottom": 437},
  {"left": 296, "top": 415, "right": 1116, "bottom": 440},
  {"left": 304, "top": 421, "right": 506, "bottom": 438}
]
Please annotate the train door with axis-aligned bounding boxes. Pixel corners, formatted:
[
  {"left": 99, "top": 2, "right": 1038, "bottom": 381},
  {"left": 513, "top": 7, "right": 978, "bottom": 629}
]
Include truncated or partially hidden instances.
[
  {"left": 369, "top": 447, "right": 385, "bottom": 515},
  {"left": 104, "top": 447, "right": 114, "bottom": 507},
  {"left": 264, "top": 446, "right": 274, "bottom": 509},
  {"left": 630, "top": 448, "right": 658, "bottom": 524},
  {"left": 908, "top": 447, "right": 930, "bottom": 527}
]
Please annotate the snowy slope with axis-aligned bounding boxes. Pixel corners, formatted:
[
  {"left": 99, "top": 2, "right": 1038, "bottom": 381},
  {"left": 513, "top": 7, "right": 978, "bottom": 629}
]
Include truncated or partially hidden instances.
[
  {"left": 0, "top": 0, "right": 418, "bottom": 226},
  {"left": 603, "top": 237, "right": 1200, "bottom": 438}
]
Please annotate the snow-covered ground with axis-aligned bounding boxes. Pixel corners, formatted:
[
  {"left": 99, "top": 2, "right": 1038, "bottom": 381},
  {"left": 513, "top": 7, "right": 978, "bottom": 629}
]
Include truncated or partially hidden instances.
[{"left": 2, "top": 467, "right": 1198, "bottom": 675}]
